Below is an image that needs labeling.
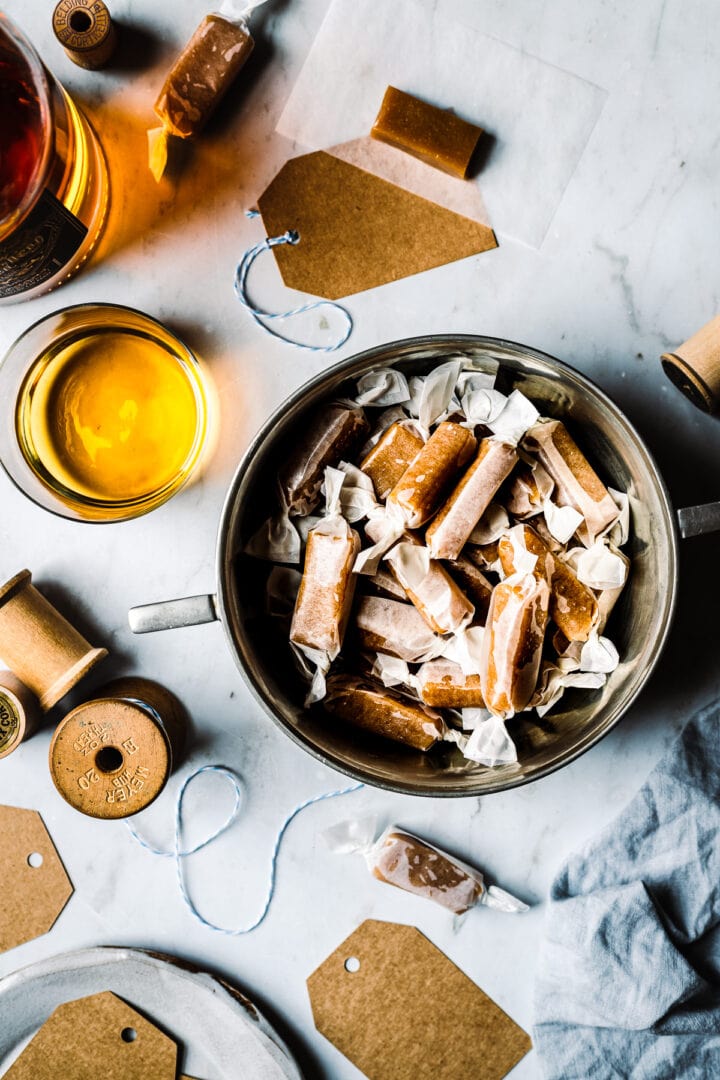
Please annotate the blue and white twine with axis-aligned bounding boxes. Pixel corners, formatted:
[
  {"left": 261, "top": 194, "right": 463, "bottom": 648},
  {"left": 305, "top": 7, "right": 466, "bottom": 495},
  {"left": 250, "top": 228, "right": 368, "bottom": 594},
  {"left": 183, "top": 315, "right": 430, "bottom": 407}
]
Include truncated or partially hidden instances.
[
  {"left": 126, "top": 764, "right": 364, "bottom": 935},
  {"left": 233, "top": 211, "right": 353, "bottom": 352}
]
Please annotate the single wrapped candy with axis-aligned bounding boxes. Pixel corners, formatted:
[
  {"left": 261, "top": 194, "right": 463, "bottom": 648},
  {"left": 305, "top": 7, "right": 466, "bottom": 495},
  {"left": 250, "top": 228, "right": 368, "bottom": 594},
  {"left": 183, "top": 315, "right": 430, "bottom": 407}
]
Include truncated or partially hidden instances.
[
  {"left": 426, "top": 438, "right": 518, "bottom": 560},
  {"left": 360, "top": 421, "right": 424, "bottom": 500},
  {"left": 355, "top": 595, "right": 442, "bottom": 663},
  {"left": 498, "top": 523, "right": 597, "bottom": 643},
  {"left": 523, "top": 419, "right": 620, "bottom": 545},
  {"left": 323, "top": 675, "right": 444, "bottom": 751},
  {"left": 480, "top": 571, "right": 551, "bottom": 719},
  {"left": 325, "top": 820, "right": 528, "bottom": 916},
  {"left": 373, "top": 529, "right": 474, "bottom": 635},
  {"left": 290, "top": 469, "right": 360, "bottom": 666},
  {"left": 387, "top": 421, "right": 476, "bottom": 528},
  {"left": 280, "top": 404, "right": 369, "bottom": 517},
  {"left": 148, "top": 6, "right": 258, "bottom": 181}
]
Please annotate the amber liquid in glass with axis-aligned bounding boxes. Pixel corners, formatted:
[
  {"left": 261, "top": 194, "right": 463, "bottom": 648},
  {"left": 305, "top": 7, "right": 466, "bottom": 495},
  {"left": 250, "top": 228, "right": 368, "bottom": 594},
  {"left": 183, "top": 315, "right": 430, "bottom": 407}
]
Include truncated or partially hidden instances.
[
  {"left": 15, "top": 322, "right": 209, "bottom": 514},
  {"left": 0, "top": 19, "right": 108, "bottom": 300}
]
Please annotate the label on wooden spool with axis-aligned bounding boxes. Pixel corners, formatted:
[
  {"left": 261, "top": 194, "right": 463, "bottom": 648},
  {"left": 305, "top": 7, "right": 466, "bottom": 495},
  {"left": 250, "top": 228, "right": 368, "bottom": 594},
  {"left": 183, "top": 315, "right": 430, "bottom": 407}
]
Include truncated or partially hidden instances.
[
  {"left": 0, "top": 691, "right": 22, "bottom": 756},
  {"left": 53, "top": 0, "right": 117, "bottom": 70},
  {"left": 50, "top": 699, "right": 172, "bottom": 820}
]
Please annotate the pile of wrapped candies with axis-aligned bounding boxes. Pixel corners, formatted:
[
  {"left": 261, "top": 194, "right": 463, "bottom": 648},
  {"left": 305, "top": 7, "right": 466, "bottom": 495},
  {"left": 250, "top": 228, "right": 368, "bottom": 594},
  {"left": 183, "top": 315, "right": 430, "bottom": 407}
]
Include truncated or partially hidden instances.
[{"left": 247, "top": 359, "right": 630, "bottom": 768}]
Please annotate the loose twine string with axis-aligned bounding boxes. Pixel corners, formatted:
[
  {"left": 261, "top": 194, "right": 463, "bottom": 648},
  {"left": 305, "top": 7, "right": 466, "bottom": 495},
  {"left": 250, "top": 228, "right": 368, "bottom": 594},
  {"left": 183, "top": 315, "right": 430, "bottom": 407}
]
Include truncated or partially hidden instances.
[
  {"left": 126, "top": 765, "right": 364, "bottom": 935},
  {"left": 234, "top": 211, "right": 353, "bottom": 352}
]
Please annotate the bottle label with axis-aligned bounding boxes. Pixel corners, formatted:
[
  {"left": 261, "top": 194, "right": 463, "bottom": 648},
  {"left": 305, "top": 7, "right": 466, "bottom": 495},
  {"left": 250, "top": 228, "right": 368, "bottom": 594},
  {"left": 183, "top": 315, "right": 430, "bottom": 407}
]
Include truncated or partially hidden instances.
[{"left": 0, "top": 188, "right": 88, "bottom": 298}]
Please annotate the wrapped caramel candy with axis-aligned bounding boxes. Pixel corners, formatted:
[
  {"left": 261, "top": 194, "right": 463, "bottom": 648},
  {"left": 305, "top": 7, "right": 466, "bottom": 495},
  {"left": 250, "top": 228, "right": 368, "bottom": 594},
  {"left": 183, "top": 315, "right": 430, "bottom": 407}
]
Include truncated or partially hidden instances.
[
  {"left": 290, "top": 469, "right": 360, "bottom": 702},
  {"left": 281, "top": 404, "right": 368, "bottom": 517},
  {"left": 372, "top": 529, "right": 474, "bottom": 635},
  {"left": 323, "top": 675, "right": 444, "bottom": 751},
  {"left": 244, "top": 360, "right": 632, "bottom": 755},
  {"left": 499, "top": 524, "right": 598, "bottom": 643},
  {"left": 325, "top": 820, "right": 528, "bottom": 916},
  {"left": 387, "top": 421, "right": 476, "bottom": 528},
  {"left": 426, "top": 438, "right": 518, "bottom": 560},
  {"left": 148, "top": 3, "right": 263, "bottom": 181},
  {"left": 355, "top": 596, "right": 441, "bottom": 663},
  {"left": 480, "top": 571, "right": 551, "bottom": 719},
  {"left": 290, "top": 523, "right": 360, "bottom": 656},
  {"left": 523, "top": 419, "right": 620, "bottom": 545},
  {"left": 360, "top": 421, "right": 424, "bottom": 501}
]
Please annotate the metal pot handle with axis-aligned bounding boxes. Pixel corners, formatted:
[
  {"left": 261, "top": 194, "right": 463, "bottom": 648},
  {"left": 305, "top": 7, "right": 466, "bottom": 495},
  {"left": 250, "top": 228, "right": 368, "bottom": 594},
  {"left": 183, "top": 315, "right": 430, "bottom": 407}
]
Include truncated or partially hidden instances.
[
  {"left": 128, "top": 594, "right": 219, "bottom": 633},
  {"left": 677, "top": 502, "right": 720, "bottom": 539}
]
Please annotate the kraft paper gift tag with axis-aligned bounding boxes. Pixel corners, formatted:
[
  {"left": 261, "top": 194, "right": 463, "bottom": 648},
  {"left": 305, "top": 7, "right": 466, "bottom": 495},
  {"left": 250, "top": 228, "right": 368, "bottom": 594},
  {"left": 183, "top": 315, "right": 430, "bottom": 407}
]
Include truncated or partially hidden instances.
[
  {"left": 307, "top": 919, "right": 532, "bottom": 1079},
  {"left": 0, "top": 805, "right": 73, "bottom": 953},
  {"left": 4, "top": 991, "right": 177, "bottom": 1078},
  {"left": 257, "top": 136, "right": 497, "bottom": 300}
]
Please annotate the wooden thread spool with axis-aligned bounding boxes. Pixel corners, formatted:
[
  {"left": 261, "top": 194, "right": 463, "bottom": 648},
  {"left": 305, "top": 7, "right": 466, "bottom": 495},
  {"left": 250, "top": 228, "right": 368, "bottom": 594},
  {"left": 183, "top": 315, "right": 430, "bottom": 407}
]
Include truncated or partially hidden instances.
[
  {"left": 49, "top": 677, "right": 187, "bottom": 820},
  {"left": 52, "top": 0, "right": 117, "bottom": 70},
  {"left": 0, "top": 570, "right": 108, "bottom": 712},
  {"left": 661, "top": 314, "right": 720, "bottom": 414},
  {"left": 0, "top": 672, "right": 42, "bottom": 760}
]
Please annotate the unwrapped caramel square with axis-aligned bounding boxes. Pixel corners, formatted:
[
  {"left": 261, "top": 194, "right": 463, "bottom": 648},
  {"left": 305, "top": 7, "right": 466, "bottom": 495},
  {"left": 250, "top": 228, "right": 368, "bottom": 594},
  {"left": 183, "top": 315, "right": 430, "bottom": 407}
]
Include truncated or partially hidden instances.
[{"left": 371, "top": 86, "right": 483, "bottom": 178}]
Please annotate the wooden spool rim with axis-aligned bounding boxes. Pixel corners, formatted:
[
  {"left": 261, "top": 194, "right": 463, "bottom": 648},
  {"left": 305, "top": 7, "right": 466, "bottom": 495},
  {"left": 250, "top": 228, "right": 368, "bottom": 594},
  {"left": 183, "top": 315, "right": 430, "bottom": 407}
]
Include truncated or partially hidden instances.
[
  {"left": 661, "top": 352, "right": 715, "bottom": 413},
  {"left": 0, "top": 569, "right": 32, "bottom": 607},
  {"left": 39, "top": 647, "right": 109, "bottom": 712}
]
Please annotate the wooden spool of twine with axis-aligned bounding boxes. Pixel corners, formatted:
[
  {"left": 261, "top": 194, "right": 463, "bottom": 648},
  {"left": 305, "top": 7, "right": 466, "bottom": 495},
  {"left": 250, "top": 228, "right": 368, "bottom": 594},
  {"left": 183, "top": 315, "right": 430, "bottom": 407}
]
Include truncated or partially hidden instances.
[
  {"left": 0, "top": 671, "right": 42, "bottom": 760},
  {"left": 52, "top": 0, "right": 117, "bottom": 69},
  {"left": 0, "top": 570, "right": 108, "bottom": 712},
  {"left": 49, "top": 677, "right": 187, "bottom": 820},
  {"left": 661, "top": 315, "right": 720, "bottom": 414}
]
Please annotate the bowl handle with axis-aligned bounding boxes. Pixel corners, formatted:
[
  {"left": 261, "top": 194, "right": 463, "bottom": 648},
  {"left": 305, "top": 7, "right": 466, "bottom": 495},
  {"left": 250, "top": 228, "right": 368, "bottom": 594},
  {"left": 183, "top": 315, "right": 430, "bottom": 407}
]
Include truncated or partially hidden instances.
[
  {"left": 677, "top": 502, "right": 720, "bottom": 538},
  {"left": 128, "top": 594, "right": 218, "bottom": 633}
]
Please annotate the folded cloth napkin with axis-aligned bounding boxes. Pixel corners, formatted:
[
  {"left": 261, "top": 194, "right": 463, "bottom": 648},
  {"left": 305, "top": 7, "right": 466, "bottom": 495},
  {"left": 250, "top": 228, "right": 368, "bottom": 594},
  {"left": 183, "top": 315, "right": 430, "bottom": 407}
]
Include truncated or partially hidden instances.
[{"left": 534, "top": 701, "right": 720, "bottom": 1078}]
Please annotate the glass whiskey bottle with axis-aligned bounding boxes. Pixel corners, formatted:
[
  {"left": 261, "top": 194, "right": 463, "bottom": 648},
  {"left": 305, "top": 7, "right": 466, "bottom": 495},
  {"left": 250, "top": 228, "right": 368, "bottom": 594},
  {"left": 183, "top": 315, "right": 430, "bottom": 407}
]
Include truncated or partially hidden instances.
[{"left": 0, "top": 13, "right": 108, "bottom": 302}]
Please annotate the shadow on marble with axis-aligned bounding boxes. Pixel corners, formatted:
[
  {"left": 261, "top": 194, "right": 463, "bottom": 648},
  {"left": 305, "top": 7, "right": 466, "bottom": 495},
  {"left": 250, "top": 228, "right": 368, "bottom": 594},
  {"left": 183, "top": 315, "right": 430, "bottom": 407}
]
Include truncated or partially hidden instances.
[{"left": 108, "top": 19, "right": 164, "bottom": 73}]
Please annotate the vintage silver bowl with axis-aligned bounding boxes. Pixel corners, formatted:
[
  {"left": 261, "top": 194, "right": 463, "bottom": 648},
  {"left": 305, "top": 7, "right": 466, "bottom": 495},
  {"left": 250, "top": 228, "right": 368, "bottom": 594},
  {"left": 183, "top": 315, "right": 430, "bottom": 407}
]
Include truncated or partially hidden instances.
[{"left": 129, "top": 335, "right": 720, "bottom": 796}]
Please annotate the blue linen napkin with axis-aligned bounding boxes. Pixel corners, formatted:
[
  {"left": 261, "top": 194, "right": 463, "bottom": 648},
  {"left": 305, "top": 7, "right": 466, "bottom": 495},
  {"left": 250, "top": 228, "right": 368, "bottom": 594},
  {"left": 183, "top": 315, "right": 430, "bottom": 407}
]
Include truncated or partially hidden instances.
[{"left": 534, "top": 701, "right": 720, "bottom": 1078}]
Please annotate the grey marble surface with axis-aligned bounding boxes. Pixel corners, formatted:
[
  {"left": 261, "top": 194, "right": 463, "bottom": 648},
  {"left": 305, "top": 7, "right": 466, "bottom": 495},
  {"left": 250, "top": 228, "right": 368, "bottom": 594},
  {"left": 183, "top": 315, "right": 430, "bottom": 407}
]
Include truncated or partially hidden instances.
[{"left": 1, "top": 1, "right": 719, "bottom": 1077}]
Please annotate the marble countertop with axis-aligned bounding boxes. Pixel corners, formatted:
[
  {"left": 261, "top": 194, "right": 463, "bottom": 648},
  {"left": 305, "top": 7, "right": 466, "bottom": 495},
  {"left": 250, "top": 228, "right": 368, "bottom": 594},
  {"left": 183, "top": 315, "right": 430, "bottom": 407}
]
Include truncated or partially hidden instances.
[{"left": 2, "top": 1, "right": 720, "bottom": 1077}]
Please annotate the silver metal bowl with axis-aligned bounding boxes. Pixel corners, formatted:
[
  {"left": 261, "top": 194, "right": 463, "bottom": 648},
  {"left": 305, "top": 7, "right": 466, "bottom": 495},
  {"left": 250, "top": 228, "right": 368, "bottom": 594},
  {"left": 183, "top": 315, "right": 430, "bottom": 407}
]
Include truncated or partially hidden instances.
[{"left": 130, "top": 335, "right": 720, "bottom": 796}]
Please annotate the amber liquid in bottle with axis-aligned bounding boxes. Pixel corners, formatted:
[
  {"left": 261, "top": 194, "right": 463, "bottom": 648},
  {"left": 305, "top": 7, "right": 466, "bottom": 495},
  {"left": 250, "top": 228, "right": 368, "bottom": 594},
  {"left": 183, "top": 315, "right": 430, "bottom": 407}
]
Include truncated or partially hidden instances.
[{"left": 0, "top": 17, "right": 108, "bottom": 302}]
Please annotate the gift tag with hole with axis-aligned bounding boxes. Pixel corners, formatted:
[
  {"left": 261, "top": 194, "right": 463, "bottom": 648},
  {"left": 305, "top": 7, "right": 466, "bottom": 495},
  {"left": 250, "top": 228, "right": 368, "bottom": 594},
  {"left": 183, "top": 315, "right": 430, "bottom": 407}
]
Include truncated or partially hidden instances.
[
  {"left": 0, "top": 805, "right": 73, "bottom": 953},
  {"left": 4, "top": 991, "right": 177, "bottom": 1078},
  {"left": 307, "top": 919, "right": 531, "bottom": 1080},
  {"left": 257, "top": 149, "right": 497, "bottom": 300}
]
